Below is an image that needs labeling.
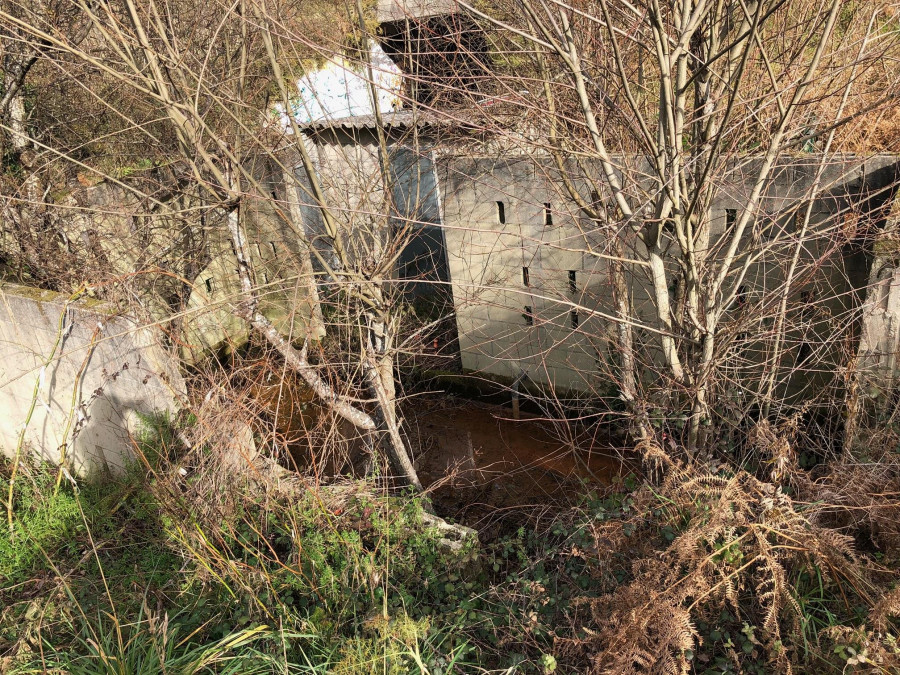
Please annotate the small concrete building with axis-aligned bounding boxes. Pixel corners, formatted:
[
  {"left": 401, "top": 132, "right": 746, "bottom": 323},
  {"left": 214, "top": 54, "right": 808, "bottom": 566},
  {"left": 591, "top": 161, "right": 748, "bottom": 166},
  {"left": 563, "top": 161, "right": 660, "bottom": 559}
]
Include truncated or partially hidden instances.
[
  {"left": 296, "top": 111, "right": 900, "bottom": 407},
  {"left": 436, "top": 152, "right": 900, "bottom": 402}
]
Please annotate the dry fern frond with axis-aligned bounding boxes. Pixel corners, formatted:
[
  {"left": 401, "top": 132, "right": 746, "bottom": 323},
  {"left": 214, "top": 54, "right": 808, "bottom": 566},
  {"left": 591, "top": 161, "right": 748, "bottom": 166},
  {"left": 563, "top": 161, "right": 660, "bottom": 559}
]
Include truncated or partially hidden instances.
[
  {"left": 870, "top": 586, "right": 900, "bottom": 634},
  {"left": 804, "top": 455, "right": 900, "bottom": 557},
  {"left": 583, "top": 593, "right": 696, "bottom": 675},
  {"left": 749, "top": 421, "right": 799, "bottom": 486},
  {"left": 577, "top": 466, "right": 867, "bottom": 673}
]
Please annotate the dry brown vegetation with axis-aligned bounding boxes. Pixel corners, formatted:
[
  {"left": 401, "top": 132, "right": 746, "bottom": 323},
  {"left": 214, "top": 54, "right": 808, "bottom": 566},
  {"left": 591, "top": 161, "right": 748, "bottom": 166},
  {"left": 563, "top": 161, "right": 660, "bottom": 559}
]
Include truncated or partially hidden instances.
[{"left": 0, "top": 0, "right": 899, "bottom": 673}]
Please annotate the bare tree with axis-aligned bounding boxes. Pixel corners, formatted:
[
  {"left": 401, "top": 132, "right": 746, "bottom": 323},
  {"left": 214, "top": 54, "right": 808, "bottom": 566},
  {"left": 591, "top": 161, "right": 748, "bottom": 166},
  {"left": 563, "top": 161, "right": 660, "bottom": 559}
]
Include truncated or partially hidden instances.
[
  {"left": 430, "top": 0, "right": 900, "bottom": 456},
  {"left": 0, "top": 0, "right": 446, "bottom": 489}
]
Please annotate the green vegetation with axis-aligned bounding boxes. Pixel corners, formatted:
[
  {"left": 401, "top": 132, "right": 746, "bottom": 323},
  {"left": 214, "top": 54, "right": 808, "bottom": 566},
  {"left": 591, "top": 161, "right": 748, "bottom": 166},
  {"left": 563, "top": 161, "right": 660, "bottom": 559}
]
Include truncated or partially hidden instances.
[
  {"left": 3, "top": 414, "right": 900, "bottom": 673},
  {"left": 0, "top": 464, "right": 82, "bottom": 584}
]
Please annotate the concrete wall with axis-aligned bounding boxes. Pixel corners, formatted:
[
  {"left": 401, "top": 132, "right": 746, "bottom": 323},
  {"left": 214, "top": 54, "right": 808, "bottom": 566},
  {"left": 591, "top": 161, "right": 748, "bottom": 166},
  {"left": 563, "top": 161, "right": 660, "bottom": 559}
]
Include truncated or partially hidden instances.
[
  {"left": 291, "top": 129, "right": 900, "bottom": 399},
  {"left": 437, "top": 156, "right": 607, "bottom": 392},
  {"left": 858, "top": 264, "right": 900, "bottom": 390},
  {"left": 289, "top": 128, "right": 388, "bottom": 279},
  {"left": 307, "top": 129, "right": 386, "bottom": 243},
  {"left": 0, "top": 283, "right": 184, "bottom": 476},
  {"left": 437, "top": 153, "right": 900, "bottom": 396},
  {"left": 181, "top": 158, "right": 325, "bottom": 361},
  {"left": 857, "top": 190, "right": 900, "bottom": 401},
  {"left": 301, "top": 128, "right": 449, "bottom": 283},
  {"left": 5, "top": 173, "right": 323, "bottom": 365}
]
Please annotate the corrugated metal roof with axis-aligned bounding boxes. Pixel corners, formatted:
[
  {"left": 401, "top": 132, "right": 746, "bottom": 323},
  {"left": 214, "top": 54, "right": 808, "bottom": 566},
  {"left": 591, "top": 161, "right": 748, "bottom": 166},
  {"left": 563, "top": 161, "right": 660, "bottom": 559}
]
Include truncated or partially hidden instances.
[
  {"left": 296, "top": 103, "right": 525, "bottom": 135},
  {"left": 298, "top": 110, "right": 448, "bottom": 132}
]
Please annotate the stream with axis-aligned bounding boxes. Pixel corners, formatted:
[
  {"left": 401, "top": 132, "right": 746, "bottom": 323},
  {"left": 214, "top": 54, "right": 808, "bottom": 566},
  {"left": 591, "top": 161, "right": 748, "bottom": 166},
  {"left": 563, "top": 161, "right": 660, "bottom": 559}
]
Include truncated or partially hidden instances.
[{"left": 244, "top": 359, "right": 627, "bottom": 523}]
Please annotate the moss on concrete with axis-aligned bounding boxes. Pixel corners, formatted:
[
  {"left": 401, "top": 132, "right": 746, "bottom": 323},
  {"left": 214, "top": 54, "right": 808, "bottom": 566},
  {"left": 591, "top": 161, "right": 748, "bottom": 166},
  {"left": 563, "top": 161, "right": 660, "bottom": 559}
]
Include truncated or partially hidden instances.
[{"left": 0, "top": 282, "right": 115, "bottom": 314}]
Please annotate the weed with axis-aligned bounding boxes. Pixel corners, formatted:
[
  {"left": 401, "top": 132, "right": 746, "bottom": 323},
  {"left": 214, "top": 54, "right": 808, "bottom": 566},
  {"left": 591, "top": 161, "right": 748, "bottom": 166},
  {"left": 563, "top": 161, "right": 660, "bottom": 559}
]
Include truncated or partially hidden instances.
[
  {"left": 15, "top": 607, "right": 318, "bottom": 674},
  {"left": 6, "top": 414, "right": 900, "bottom": 674},
  {"left": 0, "top": 460, "right": 84, "bottom": 585}
]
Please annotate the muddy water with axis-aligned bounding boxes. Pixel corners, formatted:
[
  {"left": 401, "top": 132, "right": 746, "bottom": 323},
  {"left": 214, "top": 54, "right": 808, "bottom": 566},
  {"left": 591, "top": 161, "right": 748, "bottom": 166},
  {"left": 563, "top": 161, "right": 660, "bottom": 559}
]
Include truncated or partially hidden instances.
[
  {"left": 246, "top": 361, "right": 625, "bottom": 511},
  {"left": 250, "top": 378, "right": 317, "bottom": 445},
  {"left": 406, "top": 399, "right": 625, "bottom": 514}
]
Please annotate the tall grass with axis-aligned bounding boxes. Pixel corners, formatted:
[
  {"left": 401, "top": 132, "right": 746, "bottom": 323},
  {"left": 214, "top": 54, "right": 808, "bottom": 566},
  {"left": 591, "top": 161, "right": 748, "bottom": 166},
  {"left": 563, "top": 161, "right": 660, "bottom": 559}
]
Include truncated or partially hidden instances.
[{"left": 4, "top": 412, "right": 900, "bottom": 673}]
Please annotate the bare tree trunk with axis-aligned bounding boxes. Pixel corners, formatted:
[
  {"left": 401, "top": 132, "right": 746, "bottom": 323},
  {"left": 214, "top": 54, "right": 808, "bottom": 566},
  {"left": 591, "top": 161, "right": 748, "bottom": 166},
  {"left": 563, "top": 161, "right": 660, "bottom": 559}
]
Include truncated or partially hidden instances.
[
  {"left": 363, "top": 335, "right": 423, "bottom": 491},
  {"left": 611, "top": 234, "right": 650, "bottom": 441}
]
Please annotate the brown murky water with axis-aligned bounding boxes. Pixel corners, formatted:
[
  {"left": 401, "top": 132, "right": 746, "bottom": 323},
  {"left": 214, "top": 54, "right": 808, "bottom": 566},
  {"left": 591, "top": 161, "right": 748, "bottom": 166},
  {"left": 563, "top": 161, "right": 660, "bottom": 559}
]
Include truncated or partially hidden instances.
[
  {"left": 250, "top": 378, "right": 317, "bottom": 444},
  {"left": 246, "top": 361, "right": 625, "bottom": 515},
  {"left": 405, "top": 398, "right": 625, "bottom": 516}
]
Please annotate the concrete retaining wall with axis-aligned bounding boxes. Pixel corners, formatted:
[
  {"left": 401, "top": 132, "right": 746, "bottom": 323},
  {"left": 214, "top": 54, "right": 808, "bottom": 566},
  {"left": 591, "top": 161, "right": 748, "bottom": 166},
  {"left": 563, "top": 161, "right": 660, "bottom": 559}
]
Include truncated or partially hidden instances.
[
  {"left": 437, "top": 154, "right": 900, "bottom": 396},
  {"left": 294, "top": 130, "right": 900, "bottom": 399},
  {"left": 0, "top": 283, "right": 185, "bottom": 476}
]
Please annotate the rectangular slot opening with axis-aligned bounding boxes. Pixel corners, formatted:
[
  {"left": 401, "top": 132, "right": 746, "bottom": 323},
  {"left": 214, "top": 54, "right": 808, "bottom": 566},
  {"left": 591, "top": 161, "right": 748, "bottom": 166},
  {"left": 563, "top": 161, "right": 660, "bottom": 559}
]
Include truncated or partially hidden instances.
[
  {"left": 496, "top": 201, "right": 506, "bottom": 224},
  {"left": 589, "top": 190, "right": 602, "bottom": 222},
  {"left": 269, "top": 241, "right": 278, "bottom": 258},
  {"left": 736, "top": 284, "right": 747, "bottom": 309},
  {"left": 544, "top": 203, "right": 553, "bottom": 226},
  {"left": 794, "top": 205, "right": 809, "bottom": 229},
  {"left": 523, "top": 306, "right": 534, "bottom": 326},
  {"left": 568, "top": 270, "right": 577, "bottom": 294},
  {"left": 522, "top": 266, "right": 530, "bottom": 287},
  {"left": 726, "top": 208, "right": 737, "bottom": 231},
  {"left": 204, "top": 278, "right": 214, "bottom": 293},
  {"left": 570, "top": 309, "right": 579, "bottom": 329}
]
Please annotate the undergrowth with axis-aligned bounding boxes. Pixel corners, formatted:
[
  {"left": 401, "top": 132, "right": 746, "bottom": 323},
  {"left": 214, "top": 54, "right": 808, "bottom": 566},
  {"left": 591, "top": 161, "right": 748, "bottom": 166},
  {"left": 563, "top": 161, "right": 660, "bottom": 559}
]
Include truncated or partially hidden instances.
[{"left": 2, "top": 416, "right": 900, "bottom": 673}]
